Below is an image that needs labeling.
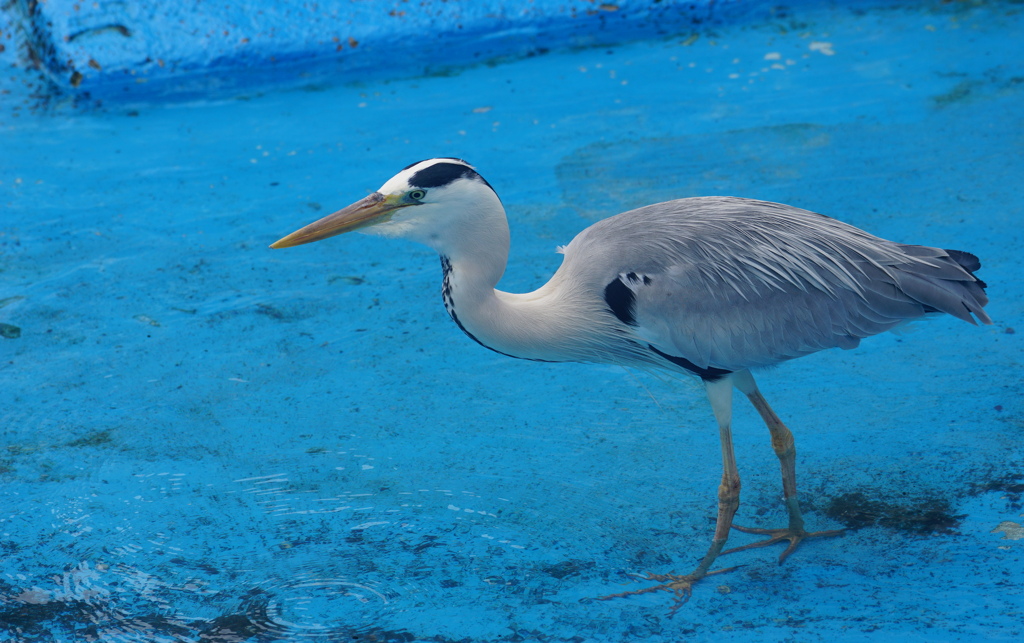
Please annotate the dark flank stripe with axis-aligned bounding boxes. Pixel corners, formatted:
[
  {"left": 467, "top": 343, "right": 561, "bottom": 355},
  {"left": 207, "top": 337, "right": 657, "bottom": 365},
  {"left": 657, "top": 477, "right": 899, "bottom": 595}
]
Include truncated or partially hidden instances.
[{"left": 647, "top": 345, "right": 732, "bottom": 382}]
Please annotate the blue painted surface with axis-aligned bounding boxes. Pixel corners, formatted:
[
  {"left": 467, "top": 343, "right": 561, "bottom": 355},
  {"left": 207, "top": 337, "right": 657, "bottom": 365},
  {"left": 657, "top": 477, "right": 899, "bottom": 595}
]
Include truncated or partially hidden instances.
[
  {"left": 1, "top": 1, "right": 1023, "bottom": 641},
  {"left": 6, "top": 0, "right": 892, "bottom": 101}
]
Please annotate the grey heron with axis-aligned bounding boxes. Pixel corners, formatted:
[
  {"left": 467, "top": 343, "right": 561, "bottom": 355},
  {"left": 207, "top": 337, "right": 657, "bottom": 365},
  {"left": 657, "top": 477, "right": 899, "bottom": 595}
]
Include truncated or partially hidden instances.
[{"left": 271, "top": 158, "right": 991, "bottom": 610}]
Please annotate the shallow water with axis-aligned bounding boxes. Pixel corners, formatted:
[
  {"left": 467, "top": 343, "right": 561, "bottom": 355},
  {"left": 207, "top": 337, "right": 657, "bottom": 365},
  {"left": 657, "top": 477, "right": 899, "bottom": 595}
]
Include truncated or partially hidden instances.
[{"left": 2, "top": 1, "right": 1023, "bottom": 641}]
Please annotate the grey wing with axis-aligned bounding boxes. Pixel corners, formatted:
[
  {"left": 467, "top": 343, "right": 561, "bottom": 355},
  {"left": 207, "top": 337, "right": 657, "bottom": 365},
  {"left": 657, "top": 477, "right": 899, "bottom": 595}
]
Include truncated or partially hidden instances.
[
  {"left": 566, "top": 197, "right": 990, "bottom": 372},
  {"left": 630, "top": 258, "right": 904, "bottom": 371}
]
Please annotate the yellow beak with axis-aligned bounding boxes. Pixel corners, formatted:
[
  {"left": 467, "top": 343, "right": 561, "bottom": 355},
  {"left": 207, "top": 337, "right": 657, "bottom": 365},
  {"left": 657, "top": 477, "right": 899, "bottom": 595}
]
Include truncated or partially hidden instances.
[{"left": 270, "top": 192, "right": 404, "bottom": 249}]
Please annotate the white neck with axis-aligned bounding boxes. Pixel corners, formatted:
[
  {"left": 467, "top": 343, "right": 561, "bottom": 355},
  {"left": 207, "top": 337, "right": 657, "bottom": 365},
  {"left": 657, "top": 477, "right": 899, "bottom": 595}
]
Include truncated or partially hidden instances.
[
  {"left": 433, "top": 205, "right": 591, "bottom": 363},
  {"left": 372, "top": 175, "right": 623, "bottom": 364}
]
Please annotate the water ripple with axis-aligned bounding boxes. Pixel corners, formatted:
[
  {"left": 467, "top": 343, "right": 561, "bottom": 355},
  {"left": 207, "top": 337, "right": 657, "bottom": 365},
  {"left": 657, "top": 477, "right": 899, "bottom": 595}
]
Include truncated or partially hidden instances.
[{"left": 241, "top": 574, "right": 402, "bottom": 641}]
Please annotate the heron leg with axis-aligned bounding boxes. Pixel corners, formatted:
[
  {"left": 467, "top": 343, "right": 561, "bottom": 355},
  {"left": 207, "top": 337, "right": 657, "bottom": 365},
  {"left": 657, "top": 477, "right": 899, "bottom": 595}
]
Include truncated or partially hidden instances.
[
  {"left": 723, "top": 370, "right": 843, "bottom": 564},
  {"left": 599, "top": 376, "right": 742, "bottom": 613}
]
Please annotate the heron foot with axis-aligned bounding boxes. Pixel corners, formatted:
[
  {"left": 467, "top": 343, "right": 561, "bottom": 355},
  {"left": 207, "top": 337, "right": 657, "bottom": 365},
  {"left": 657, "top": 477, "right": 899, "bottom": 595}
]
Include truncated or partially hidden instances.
[
  {"left": 597, "top": 566, "right": 739, "bottom": 615},
  {"left": 722, "top": 523, "right": 844, "bottom": 564}
]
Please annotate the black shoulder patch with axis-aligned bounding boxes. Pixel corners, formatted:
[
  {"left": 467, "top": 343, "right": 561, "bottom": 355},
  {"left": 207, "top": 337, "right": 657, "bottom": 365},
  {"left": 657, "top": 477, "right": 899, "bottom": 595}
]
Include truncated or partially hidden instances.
[
  {"left": 410, "top": 162, "right": 480, "bottom": 189},
  {"left": 604, "top": 277, "right": 637, "bottom": 326}
]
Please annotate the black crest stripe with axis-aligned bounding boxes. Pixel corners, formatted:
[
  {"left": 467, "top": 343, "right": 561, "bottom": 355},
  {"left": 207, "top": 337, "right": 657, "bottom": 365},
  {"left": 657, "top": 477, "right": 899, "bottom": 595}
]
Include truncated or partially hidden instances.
[
  {"left": 411, "top": 162, "right": 479, "bottom": 189},
  {"left": 402, "top": 157, "right": 466, "bottom": 171}
]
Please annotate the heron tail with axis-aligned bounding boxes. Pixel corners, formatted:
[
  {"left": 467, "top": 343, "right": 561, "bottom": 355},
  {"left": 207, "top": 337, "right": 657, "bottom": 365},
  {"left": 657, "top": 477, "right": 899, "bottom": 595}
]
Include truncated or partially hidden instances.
[
  {"left": 944, "top": 249, "right": 986, "bottom": 288},
  {"left": 892, "top": 245, "right": 991, "bottom": 326}
]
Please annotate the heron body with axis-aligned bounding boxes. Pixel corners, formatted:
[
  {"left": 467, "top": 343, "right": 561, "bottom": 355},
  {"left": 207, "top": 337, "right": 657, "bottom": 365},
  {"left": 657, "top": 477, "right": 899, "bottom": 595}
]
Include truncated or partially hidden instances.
[{"left": 272, "top": 158, "right": 991, "bottom": 610}]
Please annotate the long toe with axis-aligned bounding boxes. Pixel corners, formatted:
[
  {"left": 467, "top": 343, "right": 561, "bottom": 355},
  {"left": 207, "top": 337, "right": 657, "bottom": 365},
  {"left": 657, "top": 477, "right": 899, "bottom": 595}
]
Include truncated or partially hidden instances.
[
  {"left": 598, "top": 566, "right": 739, "bottom": 615},
  {"left": 722, "top": 524, "right": 844, "bottom": 564}
]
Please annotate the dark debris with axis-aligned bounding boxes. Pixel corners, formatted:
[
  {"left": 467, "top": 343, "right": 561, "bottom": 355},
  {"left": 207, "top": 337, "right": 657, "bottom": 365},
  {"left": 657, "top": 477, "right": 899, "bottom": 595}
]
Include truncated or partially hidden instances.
[{"left": 824, "top": 491, "right": 965, "bottom": 535}]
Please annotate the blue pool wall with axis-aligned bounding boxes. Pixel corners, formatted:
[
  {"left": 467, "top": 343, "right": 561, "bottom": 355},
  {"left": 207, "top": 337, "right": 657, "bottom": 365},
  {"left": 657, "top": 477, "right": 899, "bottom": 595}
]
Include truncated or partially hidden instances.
[{"left": 4, "top": 0, "right": 901, "bottom": 102}]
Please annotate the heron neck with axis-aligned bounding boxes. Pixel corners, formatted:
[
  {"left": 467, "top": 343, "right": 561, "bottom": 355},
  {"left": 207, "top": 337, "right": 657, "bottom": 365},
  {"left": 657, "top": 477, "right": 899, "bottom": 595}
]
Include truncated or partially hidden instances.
[
  {"left": 437, "top": 210, "right": 511, "bottom": 291},
  {"left": 438, "top": 220, "right": 576, "bottom": 363}
]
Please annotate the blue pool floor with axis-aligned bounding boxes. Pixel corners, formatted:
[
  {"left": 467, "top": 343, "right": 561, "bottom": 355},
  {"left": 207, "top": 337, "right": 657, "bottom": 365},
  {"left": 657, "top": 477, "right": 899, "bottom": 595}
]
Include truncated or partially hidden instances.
[{"left": 2, "top": 2, "right": 1024, "bottom": 641}]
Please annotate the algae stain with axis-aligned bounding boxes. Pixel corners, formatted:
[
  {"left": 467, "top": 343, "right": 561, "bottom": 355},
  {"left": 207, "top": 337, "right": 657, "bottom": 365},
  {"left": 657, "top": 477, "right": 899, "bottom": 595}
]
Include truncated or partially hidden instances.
[
  {"left": 65, "top": 430, "right": 114, "bottom": 448},
  {"left": 974, "top": 471, "right": 1024, "bottom": 510},
  {"left": 0, "top": 323, "right": 21, "bottom": 339},
  {"left": 932, "top": 80, "right": 976, "bottom": 107}
]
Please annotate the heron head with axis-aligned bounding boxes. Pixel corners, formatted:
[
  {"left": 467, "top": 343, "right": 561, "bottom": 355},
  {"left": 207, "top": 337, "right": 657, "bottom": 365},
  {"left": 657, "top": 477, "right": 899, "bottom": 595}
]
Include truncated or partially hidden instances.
[{"left": 270, "top": 158, "right": 502, "bottom": 250}]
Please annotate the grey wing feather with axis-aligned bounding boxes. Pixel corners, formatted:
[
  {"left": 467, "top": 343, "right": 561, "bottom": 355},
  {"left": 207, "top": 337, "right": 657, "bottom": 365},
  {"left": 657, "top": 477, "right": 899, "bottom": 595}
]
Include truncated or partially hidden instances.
[{"left": 562, "top": 197, "right": 990, "bottom": 372}]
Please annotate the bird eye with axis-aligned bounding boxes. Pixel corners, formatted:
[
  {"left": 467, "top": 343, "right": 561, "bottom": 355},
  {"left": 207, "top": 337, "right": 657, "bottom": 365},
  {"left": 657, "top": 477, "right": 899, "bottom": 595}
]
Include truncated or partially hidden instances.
[{"left": 408, "top": 189, "right": 426, "bottom": 201}]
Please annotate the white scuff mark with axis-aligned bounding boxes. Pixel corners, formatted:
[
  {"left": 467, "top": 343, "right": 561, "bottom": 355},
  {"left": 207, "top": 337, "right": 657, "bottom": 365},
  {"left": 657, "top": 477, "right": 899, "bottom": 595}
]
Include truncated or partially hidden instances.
[
  {"left": 764, "top": 52, "right": 781, "bottom": 60},
  {"left": 253, "top": 487, "right": 287, "bottom": 495},
  {"left": 991, "top": 521, "right": 1024, "bottom": 540},
  {"left": 234, "top": 473, "right": 289, "bottom": 483},
  {"left": 810, "top": 41, "right": 835, "bottom": 56}
]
